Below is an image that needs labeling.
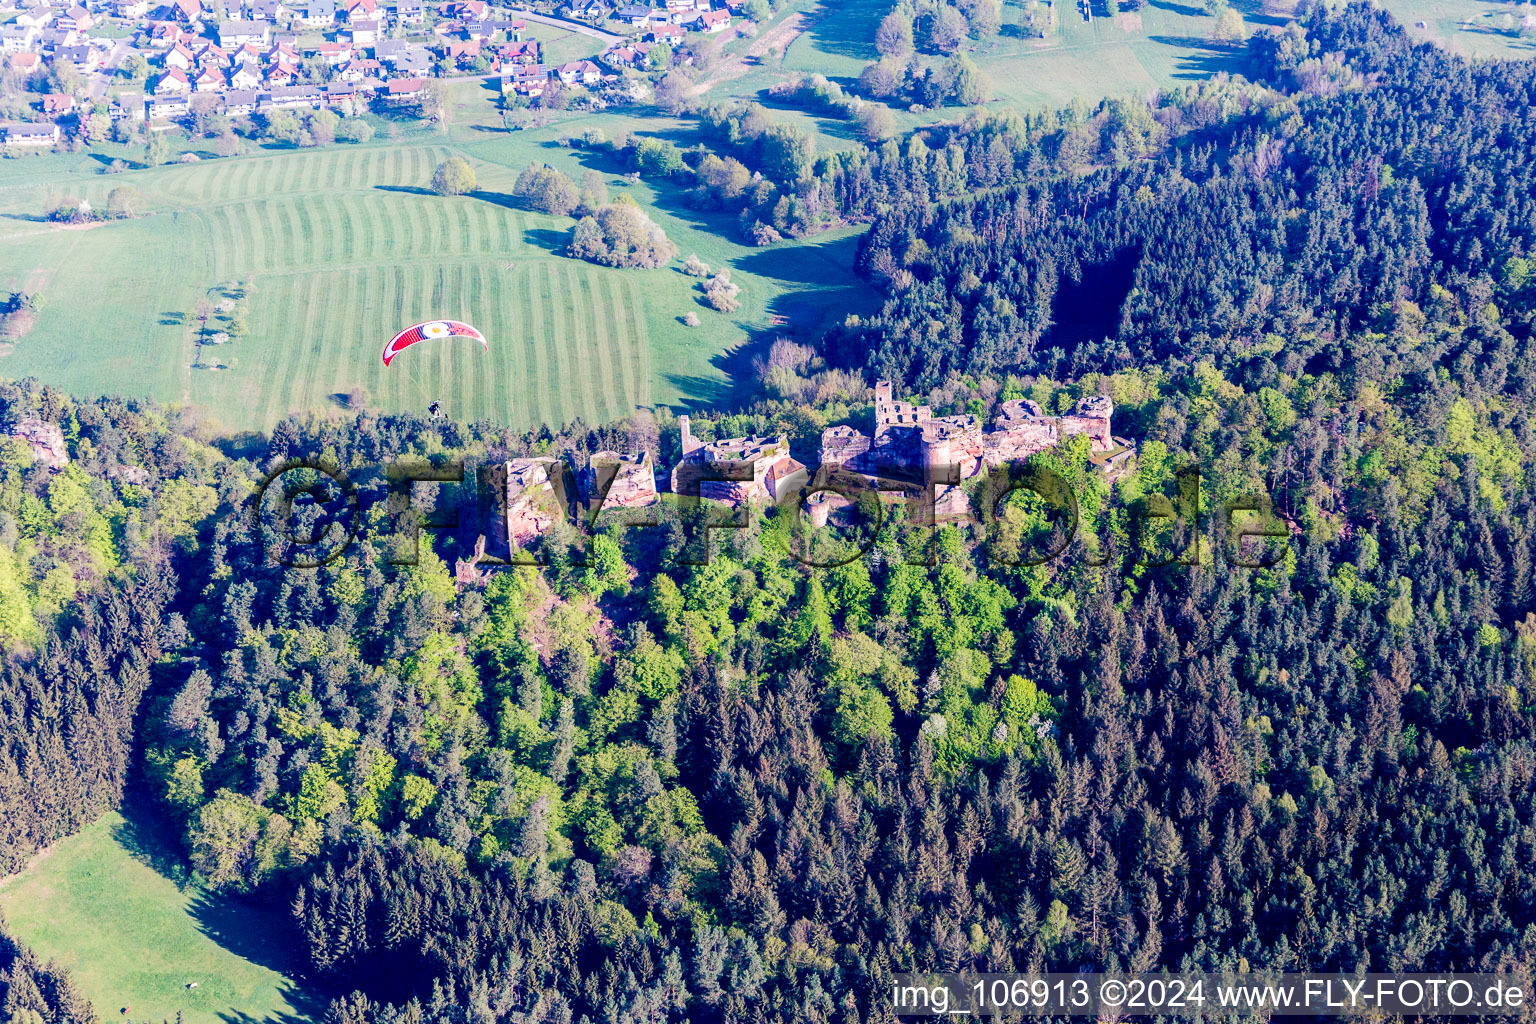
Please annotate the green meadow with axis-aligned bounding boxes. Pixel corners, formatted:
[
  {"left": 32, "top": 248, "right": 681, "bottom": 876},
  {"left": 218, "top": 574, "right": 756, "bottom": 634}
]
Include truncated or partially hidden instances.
[
  {"left": 0, "top": 811, "right": 315, "bottom": 1024},
  {"left": 0, "top": 95, "right": 878, "bottom": 433}
]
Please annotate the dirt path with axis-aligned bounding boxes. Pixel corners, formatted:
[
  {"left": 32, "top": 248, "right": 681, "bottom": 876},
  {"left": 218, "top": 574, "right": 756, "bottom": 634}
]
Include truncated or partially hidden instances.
[{"left": 688, "top": 11, "right": 807, "bottom": 96}]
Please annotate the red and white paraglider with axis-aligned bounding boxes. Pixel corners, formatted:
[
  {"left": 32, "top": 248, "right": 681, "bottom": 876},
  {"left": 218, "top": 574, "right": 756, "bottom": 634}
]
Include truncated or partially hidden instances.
[
  {"left": 383, "top": 319, "right": 488, "bottom": 418},
  {"left": 382, "top": 319, "right": 487, "bottom": 367}
]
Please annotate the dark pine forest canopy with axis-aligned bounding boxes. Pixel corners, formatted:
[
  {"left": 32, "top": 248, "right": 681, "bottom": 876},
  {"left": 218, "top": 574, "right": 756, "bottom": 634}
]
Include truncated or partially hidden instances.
[{"left": 2, "top": 4, "right": 1536, "bottom": 1024}]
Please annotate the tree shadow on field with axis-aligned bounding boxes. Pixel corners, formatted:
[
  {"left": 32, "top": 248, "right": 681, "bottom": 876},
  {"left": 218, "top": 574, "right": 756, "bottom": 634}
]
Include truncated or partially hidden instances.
[
  {"left": 732, "top": 239, "right": 854, "bottom": 287},
  {"left": 1149, "top": 34, "right": 1247, "bottom": 77},
  {"left": 1150, "top": 0, "right": 1209, "bottom": 15},
  {"left": 210, "top": 429, "right": 271, "bottom": 462},
  {"left": 1227, "top": 0, "right": 1287, "bottom": 26},
  {"left": 662, "top": 371, "right": 734, "bottom": 412},
  {"left": 217, "top": 982, "right": 326, "bottom": 1024},
  {"left": 467, "top": 188, "right": 522, "bottom": 212},
  {"left": 665, "top": 330, "right": 777, "bottom": 413},
  {"left": 799, "top": 0, "right": 884, "bottom": 62},
  {"left": 524, "top": 226, "right": 570, "bottom": 254},
  {"left": 188, "top": 888, "right": 310, "bottom": 979},
  {"left": 373, "top": 184, "right": 438, "bottom": 197},
  {"left": 161, "top": 311, "right": 186, "bottom": 326},
  {"left": 110, "top": 800, "right": 193, "bottom": 888}
]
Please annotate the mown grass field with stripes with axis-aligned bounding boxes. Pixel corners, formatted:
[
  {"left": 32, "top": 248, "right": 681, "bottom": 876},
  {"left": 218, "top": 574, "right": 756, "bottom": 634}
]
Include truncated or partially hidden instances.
[{"left": 0, "top": 110, "right": 877, "bottom": 433}]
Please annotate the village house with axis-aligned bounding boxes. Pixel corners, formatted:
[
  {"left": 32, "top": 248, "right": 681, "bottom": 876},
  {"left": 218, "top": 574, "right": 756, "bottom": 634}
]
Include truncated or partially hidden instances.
[
  {"left": 14, "top": 6, "right": 53, "bottom": 27},
  {"left": 78, "top": 41, "right": 107, "bottom": 66},
  {"left": 39, "top": 27, "right": 78, "bottom": 51},
  {"left": 500, "top": 61, "right": 546, "bottom": 94},
  {"left": 613, "top": 3, "right": 652, "bottom": 25},
  {"left": 390, "top": 0, "right": 424, "bottom": 24},
  {"left": 297, "top": 0, "right": 334, "bottom": 24},
  {"left": 6, "top": 51, "right": 42, "bottom": 73},
  {"left": 497, "top": 38, "right": 537, "bottom": 63},
  {"left": 111, "top": 0, "right": 150, "bottom": 15},
  {"left": 58, "top": 3, "right": 92, "bottom": 30},
  {"left": 327, "top": 78, "right": 376, "bottom": 101},
  {"left": 373, "top": 38, "right": 429, "bottom": 72},
  {"left": 218, "top": 19, "right": 270, "bottom": 46},
  {"left": 265, "top": 59, "right": 297, "bottom": 82},
  {"left": 555, "top": 57, "right": 600, "bottom": 85},
  {"left": 559, "top": 0, "right": 609, "bottom": 20},
  {"left": 1, "top": 121, "right": 61, "bottom": 146},
  {"left": 342, "top": 13, "right": 383, "bottom": 43},
  {"left": 442, "top": 37, "right": 479, "bottom": 62},
  {"left": 38, "top": 92, "right": 76, "bottom": 117},
  {"left": 693, "top": 7, "right": 728, "bottom": 31},
  {"left": 146, "top": 21, "right": 183, "bottom": 46},
  {"left": 221, "top": 87, "right": 258, "bottom": 113},
  {"left": 154, "top": 65, "right": 189, "bottom": 92},
  {"left": 228, "top": 59, "right": 261, "bottom": 87},
  {"left": 1, "top": 25, "right": 40, "bottom": 51},
  {"left": 166, "top": 0, "right": 202, "bottom": 23},
  {"left": 333, "top": 55, "right": 377, "bottom": 78},
  {"left": 270, "top": 82, "right": 322, "bottom": 106},
  {"left": 646, "top": 22, "right": 681, "bottom": 43},
  {"left": 382, "top": 74, "right": 423, "bottom": 102},
  {"left": 147, "top": 93, "right": 189, "bottom": 117},
  {"left": 164, "top": 39, "right": 194, "bottom": 67},
  {"left": 599, "top": 42, "right": 649, "bottom": 69},
  {"left": 111, "top": 90, "right": 146, "bottom": 120},
  {"left": 8, "top": 6, "right": 38, "bottom": 29},
  {"left": 194, "top": 41, "right": 230, "bottom": 66},
  {"left": 193, "top": 64, "right": 224, "bottom": 89},
  {"left": 308, "top": 40, "right": 352, "bottom": 63}
]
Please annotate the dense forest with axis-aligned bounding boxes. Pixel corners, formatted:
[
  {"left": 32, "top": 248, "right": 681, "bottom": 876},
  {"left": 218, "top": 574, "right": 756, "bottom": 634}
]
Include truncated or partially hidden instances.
[{"left": 2, "top": 3, "right": 1536, "bottom": 1023}]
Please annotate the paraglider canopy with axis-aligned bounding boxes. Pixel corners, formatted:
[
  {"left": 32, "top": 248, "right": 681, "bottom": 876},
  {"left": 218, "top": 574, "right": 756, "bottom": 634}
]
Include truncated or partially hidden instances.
[{"left": 383, "top": 320, "right": 487, "bottom": 366}]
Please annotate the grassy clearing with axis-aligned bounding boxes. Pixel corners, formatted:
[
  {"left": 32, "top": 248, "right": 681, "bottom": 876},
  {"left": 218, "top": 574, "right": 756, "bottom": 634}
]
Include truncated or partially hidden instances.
[{"left": 0, "top": 811, "right": 315, "bottom": 1024}]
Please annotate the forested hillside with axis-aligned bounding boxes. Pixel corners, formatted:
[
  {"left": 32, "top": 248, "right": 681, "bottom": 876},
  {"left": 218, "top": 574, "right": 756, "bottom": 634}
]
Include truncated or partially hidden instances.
[
  {"left": 1, "top": 3, "right": 1535, "bottom": 1024},
  {"left": 838, "top": 2, "right": 1536, "bottom": 392}
]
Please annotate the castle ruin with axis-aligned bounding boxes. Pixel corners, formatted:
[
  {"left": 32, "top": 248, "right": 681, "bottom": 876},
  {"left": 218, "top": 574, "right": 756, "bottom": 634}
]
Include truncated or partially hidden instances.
[
  {"left": 671, "top": 415, "right": 808, "bottom": 508},
  {"left": 485, "top": 384, "right": 1130, "bottom": 556},
  {"left": 820, "top": 382, "right": 1121, "bottom": 482},
  {"left": 582, "top": 450, "right": 660, "bottom": 513}
]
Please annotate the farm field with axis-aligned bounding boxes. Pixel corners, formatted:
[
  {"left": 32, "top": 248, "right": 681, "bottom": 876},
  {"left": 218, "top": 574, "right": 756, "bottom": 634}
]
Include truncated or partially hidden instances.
[
  {"left": 0, "top": 107, "right": 879, "bottom": 433},
  {"left": 0, "top": 811, "right": 316, "bottom": 1024}
]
